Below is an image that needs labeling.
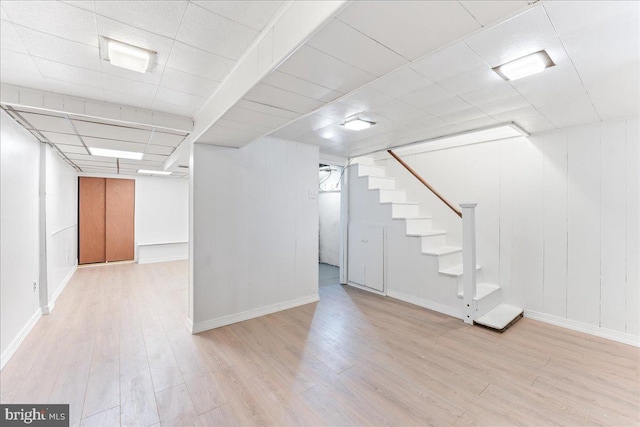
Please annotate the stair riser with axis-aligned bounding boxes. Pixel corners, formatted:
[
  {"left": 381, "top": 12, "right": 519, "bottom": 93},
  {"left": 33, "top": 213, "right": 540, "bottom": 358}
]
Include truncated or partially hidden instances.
[
  {"left": 437, "top": 251, "right": 463, "bottom": 270},
  {"left": 368, "top": 177, "right": 395, "bottom": 190},
  {"left": 474, "top": 287, "right": 502, "bottom": 319},
  {"left": 421, "top": 234, "right": 447, "bottom": 252},
  {"left": 358, "top": 164, "right": 386, "bottom": 178},
  {"left": 392, "top": 204, "right": 419, "bottom": 218},
  {"left": 405, "top": 218, "right": 432, "bottom": 234},
  {"left": 378, "top": 190, "right": 407, "bottom": 203}
]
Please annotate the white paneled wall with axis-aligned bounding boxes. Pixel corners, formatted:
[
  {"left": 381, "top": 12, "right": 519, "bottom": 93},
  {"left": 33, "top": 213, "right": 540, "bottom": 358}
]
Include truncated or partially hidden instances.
[
  {"left": 377, "top": 118, "right": 639, "bottom": 343},
  {"left": 190, "top": 137, "right": 319, "bottom": 332}
]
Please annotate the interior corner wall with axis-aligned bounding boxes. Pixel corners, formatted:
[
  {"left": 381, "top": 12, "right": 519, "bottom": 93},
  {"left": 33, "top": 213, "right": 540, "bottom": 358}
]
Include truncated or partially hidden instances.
[
  {"left": 319, "top": 191, "right": 341, "bottom": 266},
  {"left": 1, "top": 110, "right": 41, "bottom": 367},
  {"left": 191, "top": 137, "right": 319, "bottom": 332},
  {"left": 372, "top": 118, "right": 639, "bottom": 344},
  {"left": 45, "top": 145, "right": 78, "bottom": 310}
]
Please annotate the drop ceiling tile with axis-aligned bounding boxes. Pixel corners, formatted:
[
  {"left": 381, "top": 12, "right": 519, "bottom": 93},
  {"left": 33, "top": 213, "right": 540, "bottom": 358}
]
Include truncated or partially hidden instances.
[
  {"left": 40, "top": 131, "right": 84, "bottom": 146},
  {"left": 535, "top": 93, "right": 600, "bottom": 129},
  {"left": 155, "top": 87, "right": 206, "bottom": 109},
  {"left": 490, "top": 105, "right": 540, "bottom": 123},
  {"left": 337, "top": 1, "right": 480, "bottom": 60},
  {"left": 368, "top": 67, "right": 432, "bottom": 98},
  {"left": 373, "top": 99, "right": 434, "bottom": 126},
  {"left": 102, "top": 73, "right": 157, "bottom": 99},
  {"left": 544, "top": 1, "right": 638, "bottom": 40},
  {"left": 459, "top": 1, "right": 530, "bottom": 27},
  {"left": 261, "top": 71, "right": 342, "bottom": 103},
  {"left": 213, "top": 118, "right": 273, "bottom": 135},
  {"left": 420, "top": 96, "right": 472, "bottom": 116},
  {"left": 410, "top": 42, "right": 486, "bottom": 82},
  {"left": 438, "top": 66, "right": 504, "bottom": 96},
  {"left": 1, "top": 5, "right": 9, "bottom": 21},
  {"left": 53, "top": 143, "right": 90, "bottom": 154},
  {"left": 72, "top": 120, "right": 151, "bottom": 143},
  {"left": 244, "top": 83, "right": 323, "bottom": 115},
  {"left": 269, "top": 113, "right": 336, "bottom": 139},
  {"left": 307, "top": 18, "right": 408, "bottom": 77},
  {"left": 17, "top": 112, "right": 74, "bottom": 133},
  {"left": 192, "top": 1, "right": 283, "bottom": 32},
  {"left": 101, "top": 60, "right": 163, "bottom": 85},
  {"left": 221, "top": 105, "right": 292, "bottom": 130},
  {"left": 96, "top": 15, "right": 174, "bottom": 66},
  {"left": 439, "top": 107, "right": 489, "bottom": 125},
  {"left": 234, "top": 99, "right": 299, "bottom": 120},
  {"left": 583, "top": 69, "right": 640, "bottom": 121},
  {"left": 118, "top": 159, "right": 164, "bottom": 167},
  {"left": 2, "top": 1, "right": 98, "bottom": 47},
  {"left": 315, "top": 100, "right": 364, "bottom": 122},
  {"left": 516, "top": 114, "right": 556, "bottom": 134},
  {"left": 343, "top": 85, "right": 394, "bottom": 110},
  {"left": 0, "top": 68, "right": 48, "bottom": 90},
  {"left": 458, "top": 80, "right": 518, "bottom": 106},
  {"left": 1, "top": 21, "right": 28, "bottom": 53},
  {"left": 94, "top": 1, "right": 187, "bottom": 38},
  {"left": 277, "top": 45, "right": 376, "bottom": 94},
  {"left": 82, "top": 136, "right": 147, "bottom": 153},
  {"left": 45, "top": 79, "right": 105, "bottom": 102},
  {"left": 65, "top": 152, "right": 110, "bottom": 162},
  {"left": 150, "top": 131, "right": 185, "bottom": 147},
  {"left": 465, "top": 6, "right": 562, "bottom": 67},
  {"left": 16, "top": 26, "right": 101, "bottom": 71},
  {"left": 399, "top": 84, "right": 454, "bottom": 109},
  {"left": 140, "top": 153, "right": 168, "bottom": 162},
  {"left": 34, "top": 58, "right": 102, "bottom": 89},
  {"left": 151, "top": 100, "right": 196, "bottom": 117},
  {"left": 177, "top": 3, "right": 258, "bottom": 60},
  {"left": 102, "top": 90, "right": 153, "bottom": 110},
  {"left": 1, "top": 50, "right": 41, "bottom": 75},
  {"left": 145, "top": 144, "right": 174, "bottom": 155},
  {"left": 166, "top": 42, "right": 235, "bottom": 81},
  {"left": 160, "top": 67, "right": 219, "bottom": 97},
  {"left": 512, "top": 64, "right": 586, "bottom": 107},
  {"left": 198, "top": 124, "right": 263, "bottom": 145},
  {"left": 476, "top": 95, "right": 531, "bottom": 116},
  {"left": 62, "top": 1, "right": 95, "bottom": 13}
]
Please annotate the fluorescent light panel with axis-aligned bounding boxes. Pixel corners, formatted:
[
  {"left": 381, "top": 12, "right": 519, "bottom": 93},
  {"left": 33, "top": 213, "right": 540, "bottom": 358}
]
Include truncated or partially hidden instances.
[
  {"left": 88, "top": 147, "right": 144, "bottom": 160},
  {"left": 102, "top": 38, "right": 154, "bottom": 73},
  {"left": 343, "top": 117, "right": 375, "bottom": 131},
  {"left": 493, "top": 50, "right": 555, "bottom": 81},
  {"left": 138, "top": 169, "right": 172, "bottom": 175}
]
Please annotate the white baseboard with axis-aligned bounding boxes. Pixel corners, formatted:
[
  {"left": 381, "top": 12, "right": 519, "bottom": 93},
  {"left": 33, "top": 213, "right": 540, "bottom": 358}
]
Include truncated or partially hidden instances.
[
  {"left": 137, "top": 242, "right": 188, "bottom": 265},
  {"left": 1, "top": 309, "right": 42, "bottom": 370},
  {"left": 138, "top": 254, "right": 188, "bottom": 265},
  {"left": 524, "top": 310, "right": 640, "bottom": 347},
  {"left": 387, "top": 289, "right": 463, "bottom": 320},
  {"left": 44, "top": 263, "right": 77, "bottom": 314},
  {"left": 185, "top": 318, "right": 194, "bottom": 334},
  {"left": 192, "top": 293, "right": 320, "bottom": 334}
]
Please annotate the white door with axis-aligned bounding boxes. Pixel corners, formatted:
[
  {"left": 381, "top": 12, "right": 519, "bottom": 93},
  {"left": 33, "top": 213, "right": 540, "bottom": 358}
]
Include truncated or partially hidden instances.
[
  {"left": 348, "top": 223, "right": 366, "bottom": 286},
  {"left": 348, "top": 223, "right": 384, "bottom": 292}
]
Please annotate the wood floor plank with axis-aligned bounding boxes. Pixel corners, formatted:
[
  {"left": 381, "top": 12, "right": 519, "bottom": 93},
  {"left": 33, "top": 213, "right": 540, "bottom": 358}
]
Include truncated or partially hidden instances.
[
  {"left": 155, "top": 384, "right": 198, "bottom": 427},
  {"left": 82, "top": 330, "right": 120, "bottom": 418}
]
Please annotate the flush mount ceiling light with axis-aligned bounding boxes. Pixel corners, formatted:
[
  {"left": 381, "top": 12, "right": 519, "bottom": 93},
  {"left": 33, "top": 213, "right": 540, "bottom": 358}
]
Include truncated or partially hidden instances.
[
  {"left": 88, "top": 147, "right": 144, "bottom": 160},
  {"left": 342, "top": 117, "right": 375, "bottom": 131},
  {"left": 100, "top": 37, "right": 156, "bottom": 73},
  {"left": 493, "top": 50, "right": 555, "bottom": 81},
  {"left": 138, "top": 169, "right": 172, "bottom": 175}
]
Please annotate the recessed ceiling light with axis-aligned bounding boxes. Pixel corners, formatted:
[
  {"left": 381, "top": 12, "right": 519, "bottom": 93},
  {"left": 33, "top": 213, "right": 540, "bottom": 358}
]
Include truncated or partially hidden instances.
[
  {"left": 493, "top": 50, "right": 555, "bottom": 81},
  {"left": 88, "top": 147, "right": 144, "bottom": 160},
  {"left": 342, "top": 117, "right": 375, "bottom": 131},
  {"left": 138, "top": 169, "right": 172, "bottom": 175},
  {"left": 101, "top": 37, "right": 155, "bottom": 73}
]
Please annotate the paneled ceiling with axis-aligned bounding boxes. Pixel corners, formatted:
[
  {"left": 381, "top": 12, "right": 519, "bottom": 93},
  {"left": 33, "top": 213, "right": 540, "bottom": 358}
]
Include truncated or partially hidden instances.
[{"left": 1, "top": 1, "right": 638, "bottom": 166}]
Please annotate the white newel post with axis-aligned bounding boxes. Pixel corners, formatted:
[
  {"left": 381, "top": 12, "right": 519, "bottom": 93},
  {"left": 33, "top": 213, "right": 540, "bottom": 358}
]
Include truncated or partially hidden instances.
[{"left": 460, "top": 203, "right": 477, "bottom": 325}]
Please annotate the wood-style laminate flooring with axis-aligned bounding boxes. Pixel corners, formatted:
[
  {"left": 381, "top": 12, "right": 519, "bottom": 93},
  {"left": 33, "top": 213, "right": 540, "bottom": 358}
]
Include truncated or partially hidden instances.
[{"left": 1, "top": 260, "right": 638, "bottom": 426}]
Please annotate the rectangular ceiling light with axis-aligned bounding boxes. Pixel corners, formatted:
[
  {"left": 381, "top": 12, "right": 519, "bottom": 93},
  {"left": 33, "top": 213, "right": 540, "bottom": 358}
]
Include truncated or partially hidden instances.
[
  {"left": 138, "top": 169, "right": 172, "bottom": 175},
  {"left": 102, "top": 38, "right": 155, "bottom": 73},
  {"left": 394, "top": 123, "right": 529, "bottom": 156},
  {"left": 493, "top": 50, "right": 555, "bottom": 81},
  {"left": 342, "top": 117, "right": 375, "bottom": 131},
  {"left": 88, "top": 147, "right": 144, "bottom": 160}
]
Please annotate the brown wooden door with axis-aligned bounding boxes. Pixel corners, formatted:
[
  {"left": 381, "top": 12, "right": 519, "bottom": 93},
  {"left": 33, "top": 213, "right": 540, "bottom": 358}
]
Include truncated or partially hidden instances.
[
  {"left": 79, "top": 177, "right": 106, "bottom": 264},
  {"left": 105, "top": 178, "right": 135, "bottom": 262}
]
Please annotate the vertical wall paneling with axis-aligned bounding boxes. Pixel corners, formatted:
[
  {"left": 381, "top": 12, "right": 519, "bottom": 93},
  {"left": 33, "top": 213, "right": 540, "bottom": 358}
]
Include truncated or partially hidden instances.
[
  {"left": 498, "top": 138, "right": 515, "bottom": 302},
  {"left": 600, "top": 121, "right": 627, "bottom": 332},
  {"left": 79, "top": 177, "right": 106, "bottom": 264},
  {"left": 542, "top": 132, "right": 569, "bottom": 318},
  {"left": 567, "top": 125, "right": 601, "bottom": 325},
  {"left": 626, "top": 119, "right": 639, "bottom": 336},
  {"left": 105, "top": 179, "right": 135, "bottom": 262}
]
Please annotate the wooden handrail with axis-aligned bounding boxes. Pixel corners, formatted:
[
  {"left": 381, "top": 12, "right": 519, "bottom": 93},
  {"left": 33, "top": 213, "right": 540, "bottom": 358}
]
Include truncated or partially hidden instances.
[{"left": 387, "top": 150, "right": 462, "bottom": 218}]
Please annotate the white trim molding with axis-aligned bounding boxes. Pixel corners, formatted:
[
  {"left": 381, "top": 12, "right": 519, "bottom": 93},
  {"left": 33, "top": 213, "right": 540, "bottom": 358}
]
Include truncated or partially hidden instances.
[
  {"left": 43, "top": 263, "right": 77, "bottom": 315},
  {"left": 1, "top": 310, "right": 42, "bottom": 370},
  {"left": 387, "top": 289, "right": 463, "bottom": 320},
  {"left": 191, "top": 294, "right": 319, "bottom": 334},
  {"left": 524, "top": 310, "right": 640, "bottom": 347}
]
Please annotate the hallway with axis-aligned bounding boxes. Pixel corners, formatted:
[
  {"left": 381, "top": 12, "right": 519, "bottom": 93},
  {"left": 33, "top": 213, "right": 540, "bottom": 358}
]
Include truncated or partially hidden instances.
[{"left": 1, "top": 261, "right": 638, "bottom": 426}]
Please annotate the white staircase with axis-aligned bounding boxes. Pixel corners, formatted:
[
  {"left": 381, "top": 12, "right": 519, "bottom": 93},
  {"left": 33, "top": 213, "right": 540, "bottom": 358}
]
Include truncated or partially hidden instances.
[{"left": 351, "top": 156, "right": 523, "bottom": 331}]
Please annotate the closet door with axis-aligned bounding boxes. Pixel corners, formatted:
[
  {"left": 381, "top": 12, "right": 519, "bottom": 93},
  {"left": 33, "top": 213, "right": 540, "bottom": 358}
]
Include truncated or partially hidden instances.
[
  {"left": 105, "top": 178, "right": 135, "bottom": 262},
  {"left": 79, "top": 177, "right": 106, "bottom": 264}
]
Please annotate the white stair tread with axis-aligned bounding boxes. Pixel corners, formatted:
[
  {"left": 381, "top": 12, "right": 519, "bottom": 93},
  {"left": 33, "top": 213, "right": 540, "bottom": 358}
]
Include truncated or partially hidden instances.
[
  {"left": 391, "top": 202, "right": 419, "bottom": 206},
  {"left": 457, "top": 282, "right": 500, "bottom": 300},
  {"left": 423, "top": 245, "right": 462, "bottom": 255},
  {"left": 475, "top": 304, "right": 523, "bottom": 330},
  {"left": 409, "top": 229, "right": 447, "bottom": 237},
  {"left": 440, "top": 264, "right": 481, "bottom": 277}
]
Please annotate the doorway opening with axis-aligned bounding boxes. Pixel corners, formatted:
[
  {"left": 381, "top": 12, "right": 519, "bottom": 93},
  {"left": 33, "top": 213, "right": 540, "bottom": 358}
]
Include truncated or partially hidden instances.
[{"left": 318, "top": 163, "right": 343, "bottom": 287}]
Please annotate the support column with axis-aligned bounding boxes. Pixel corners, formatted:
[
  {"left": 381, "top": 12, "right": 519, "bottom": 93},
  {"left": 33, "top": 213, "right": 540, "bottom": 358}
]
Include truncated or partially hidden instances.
[{"left": 460, "top": 203, "right": 477, "bottom": 325}]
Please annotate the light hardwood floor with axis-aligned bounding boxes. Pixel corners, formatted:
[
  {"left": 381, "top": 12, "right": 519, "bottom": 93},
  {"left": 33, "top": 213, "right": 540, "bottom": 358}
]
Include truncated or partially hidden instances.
[{"left": 1, "top": 260, "right": 638, "bottom": 426}]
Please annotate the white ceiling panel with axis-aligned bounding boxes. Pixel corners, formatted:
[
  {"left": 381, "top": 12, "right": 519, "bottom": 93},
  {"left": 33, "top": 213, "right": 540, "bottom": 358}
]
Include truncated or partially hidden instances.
[
  {"left": 277, "top": 45, "right": 376, "bottom": 94},
  {"left": 82, "top": 136, "right": 146, "bottom": 153},
  {"left": 536, "top": 92, "right": 600, "bottom": 129},
  {"left": 583, "top": 74, "right": 640, "bottom": 121},
  {"left": 1, "top": 50, "right": 41, "bottom": 76},
  {"left": 1, "top": 5, "right": 9, "bottom": 21},
  {"left": 34, "top": 58, "right": 102, "bottom": 89},
  {"left": 166, "top": 42, "right": 235, "bottom": 81},
  {"left": 150, "top": 131, "right": 185, "bottom": 147},
  {"left": 307, "top": 18, "right": 408, "bottom": 77},
  {"left": 410, "top": 42, "right": 486, "bottom": 82},
  {"left": 155, "top": 87, "right": 206, "bottom": 110},
  {"left": 261, "top": 70, "right": 343, "bottom": 103},
  {"left": 420, "top": 96, "right": 473, "bottom": 117},
  {"left": 100, "top": 90, "right": 156, "bottom": 110},
  {"left": 54, "top": 143, "right": 90, "bottom": 154},
  {"left": 459, "top": 1, "right": 530, "bottom": 27},
  {"left": 490, "top": 105, "right": 541, "bottom": 123},
  {"left": 440, "top": 107, "right": 489, "bottom": 125},
  {"left": 0, "top": 69, "right": 48, "bottom": 91},
  {"left": 177, "top": 3, "right": 258, "bottom": 60},
  {"left": 40, "top": 131, "right": 84, "bottom": 146},
  {"left": 459, "top": 81, "right": 519, "bottom": 106},
  {"left": 101, "top": 60, "right": 163, "bottom": 86},
  {"left": 515, "top": 114, "right": 556, "bottom": 134},
  {"left": 270, "top": 113, "right": 336, "bottom": 139},
  {"left": 213, "top": 118, "right": 274, "bottom": 135},
  {"left": 160, "top": 67, "right": 219, "bottom": 97},
  {"left": 399, "top": 83, "right": 455, "bottom": 109},
  {"left": 102, "top": 73, "right": 157, "bottom": 99},
  {"left": 343, "top": 85, "right": 394, "bottom": 110},
  {"left": 244, "top": 83, "right": 323, "bottom": 115},
  {"left": 221, "top": 105, "right": 292, "bottom": 130},
  {"left": 198, "top": 124, "right": 263, "bottom": 145},
  {"left": 46, "top": 78, "right": 106, "bottom": 101},
  {"left": 234, "top": 99, "right": 300, "bottom": 120},
  {"left": 16, "top": 25, "right": 101, "bottom": 71},
  {"left": 150, "top": 100, "right": 195, "bottom": 117},
  {"left": 145, "top": 144, "right": 174, "bottom": 156},
  {"left": 1, "top": 20, "right": 28, "bottom": 53},
  {"left": 543, "top": 1, "right": 638, "bottom": 40},
  {"left": 72, "top": 120, "right": 151, "bottom": 143},
  {"left": 511, "top": 65, "right": 586, "bottom": 107},
  {"left": 17, "top": 112, "right": 74, "bottom": 133},
  {"left": 94, "top": 1, "right": 187, "bottom": 38},
  {"left": 368, "top": 67, "right": 432, "bottom": 98},
  {"left": 476, "top": 95, "right": 531, "bottom": 116},
  {"left": 314, "top": 100, "right": 364, "bottom": 122},
  {"left": 337, "top": 1, "right": 481, "bottom": 60},
  {"left": 192, "top": 1, "right": 284, "bottom": 32},
  {"left": 373, "top": 99, "right": 434, "bottom": 126},
  {"left": 2, "top": 1, "right": 98, "bottom": 47},
  {"left": 61, "top": 1, "right": 95, "bottom": 13},
  {"left": 438, "top": 66, "right": 504, "bottom": 96}
]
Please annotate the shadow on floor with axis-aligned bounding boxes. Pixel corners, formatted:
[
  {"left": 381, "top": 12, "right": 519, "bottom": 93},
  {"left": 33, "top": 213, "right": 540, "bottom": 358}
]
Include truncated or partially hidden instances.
[{"left": 319, "top": 262, "right": 340, "bottom": 287}]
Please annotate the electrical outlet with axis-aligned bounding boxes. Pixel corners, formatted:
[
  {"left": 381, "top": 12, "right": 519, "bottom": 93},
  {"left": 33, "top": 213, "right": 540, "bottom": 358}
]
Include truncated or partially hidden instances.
[
  {"left": 33, "top": 281, "right": 37, "bottom": 292},
  {"left": 308, "top": 189, "right": 317, "bottom": 199}
]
